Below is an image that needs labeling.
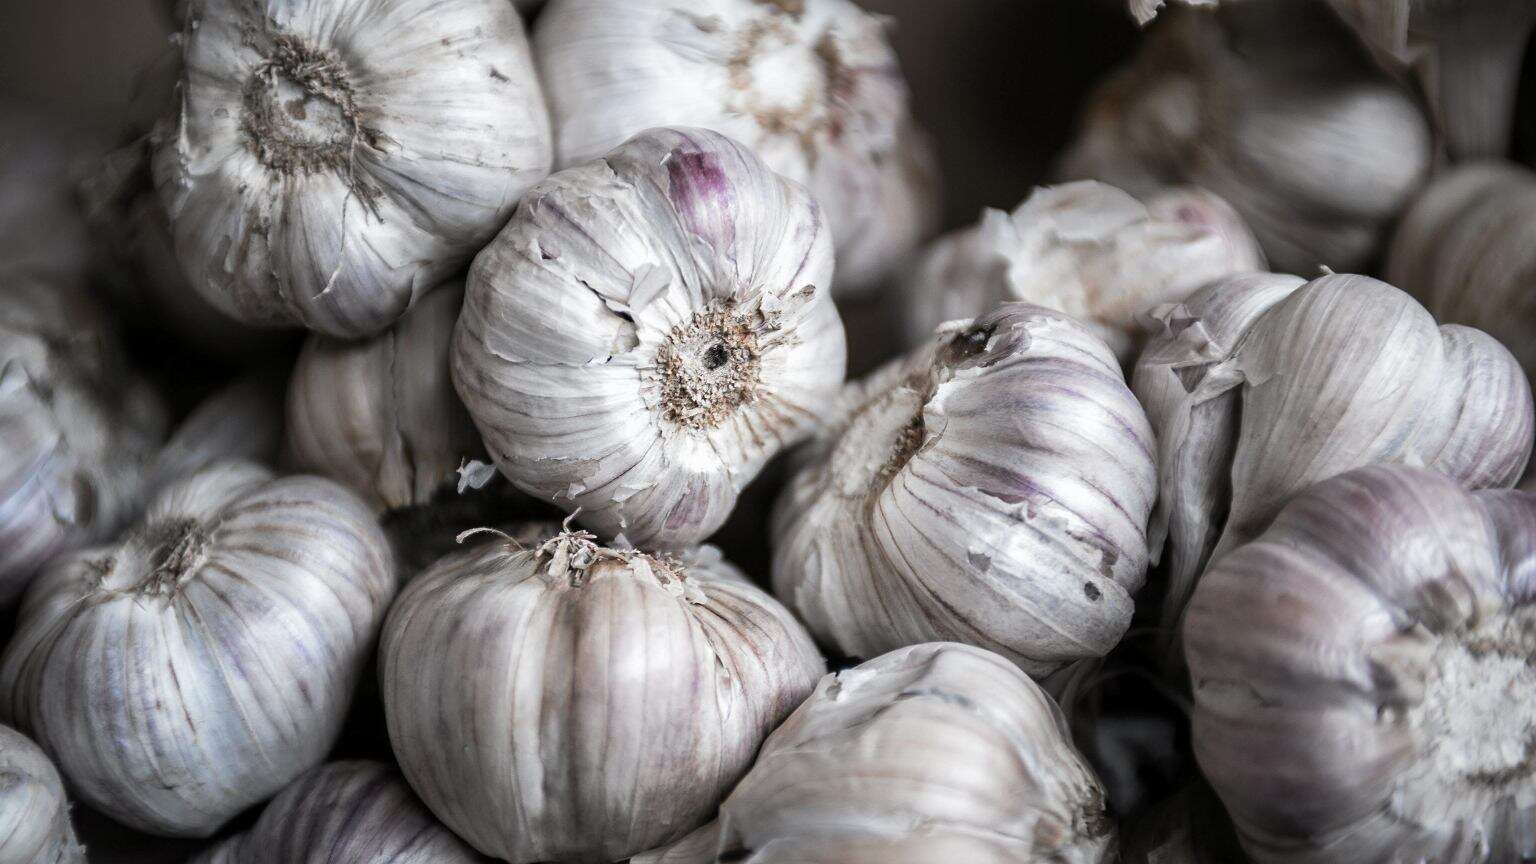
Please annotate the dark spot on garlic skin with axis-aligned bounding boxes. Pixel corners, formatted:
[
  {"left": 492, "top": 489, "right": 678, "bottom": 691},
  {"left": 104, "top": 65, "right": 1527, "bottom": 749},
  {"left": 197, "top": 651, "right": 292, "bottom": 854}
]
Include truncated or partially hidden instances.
[
  {"left": 1084, "top": 582, "right": 1101, "bottom": 601},
  {"left": 939, "top": 323, "right": 995, "bottom": 367},
  {"left": 703, "top": 342, "right": 729, "bottom": 370},
  {"left": 489, "top": 66, "right": 510, "bottom": 83}
]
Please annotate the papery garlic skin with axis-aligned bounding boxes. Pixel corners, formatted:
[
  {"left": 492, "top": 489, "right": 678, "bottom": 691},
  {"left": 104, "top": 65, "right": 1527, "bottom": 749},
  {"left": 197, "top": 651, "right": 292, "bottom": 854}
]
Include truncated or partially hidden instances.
[
  {"left": 533, "top": 0, "right": 936, "bottom": 293},
  {"left": 773, "top": 303, "right": 1155, "bottom": 680},
  {"left": 454, "top": 126, "right": 845, "bottom": 549},
  {"left": 0, "top": 461, "right": 395, "bottom": 838},
  {"left": 902, "top": 181, "right": 1263, "bottom": 361},
  {"left": 636, "top": 642, "right": 1115, "bottom": 864},
  {"left": 0, "top": 724, "right": 84, "bottom": 864},
  {"left": 1186, "top": 466, "right": 1536, "bottom": 863},
  {"left": 0, "top": 276, "right": 167, "bottom": 607},
  {"left": 380, "top": 529, "right": 825, "bottom": 863},
  {"left": 156, "top": 0, "right": 552, "bottom": 338},
  {"left": 192, "top": 761, "right": 491, "bottom": 864}
]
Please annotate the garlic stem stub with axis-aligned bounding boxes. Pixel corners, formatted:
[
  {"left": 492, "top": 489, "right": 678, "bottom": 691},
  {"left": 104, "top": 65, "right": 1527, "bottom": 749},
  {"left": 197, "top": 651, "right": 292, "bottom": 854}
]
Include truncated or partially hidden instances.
[
  {"left": 1186, "top": 466, "right": 1536, "bottom": 863},
  {"left": 533, "top": 0, "right": 938, "bottom": 294},
  {"left": 1135, "top": 272, "right": 1535, "bottom": 638},
  {"left": 380, "top": 527, "right": 825, "bottom": 863},
  {"left": 635, "top": 642, "right": 1116, "bottom": 864},
  {"left": 902, "top": 181, "right": 1264, "bottom": 361},
  {"left": 453, "top": 126, "right": 846, "bottom": 549},
  {"left": 156, "top": 0, "right": 553, "bottom": 338},
  {"left": 772, "top": 303, "right": 1156, "bottom": 681},
  {"left": 0, "top": 724, "right": 84, "bottom": 864},
  {"left": 0, "top": 461, "right": 397, "bottom": 838},
  {"left": 192, "top": 761, "right": 492, "bottom": 864}
]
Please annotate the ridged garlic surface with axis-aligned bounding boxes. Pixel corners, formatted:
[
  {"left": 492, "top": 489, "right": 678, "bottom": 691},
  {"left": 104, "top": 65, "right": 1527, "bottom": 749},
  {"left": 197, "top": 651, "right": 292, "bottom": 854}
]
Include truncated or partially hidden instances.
[
  {"left": 1134, "top": 272, "right": 1534, "bottom": 635},
  {"left": 902, "top": 181, "right": 1263, "bottom": 361},
  {"left": 193, "top": 761, "right": 491, "bottom": 864},
  {"left": 0, "top": 275, "right": 167, "bottom": 608},
  {"left": 155, "top": 0, "right": 553, "bottom": 338},
  {"left": 0, "top": 461, "right": 396, "bottom": 838},
  {"left": 380, "top": 528, "right": 825, "bottom": 863},
  {"left": 0, "top": 724, "right": 83, "bottom": 864},
  {"left": 533, "top": 0, "right": 937, "bottom": 293},
  {"left": 635, "top": 642, "right": 1115, "bottom": 864},
  {"left": 453, "top": 126, "right": 846, "bottom": 549},
  {"left": 772, "top": 303, "right": 1156, "bottom": 680},
  {"left": 1186, "top": 466, "right": 1536, "bottom": 863}
]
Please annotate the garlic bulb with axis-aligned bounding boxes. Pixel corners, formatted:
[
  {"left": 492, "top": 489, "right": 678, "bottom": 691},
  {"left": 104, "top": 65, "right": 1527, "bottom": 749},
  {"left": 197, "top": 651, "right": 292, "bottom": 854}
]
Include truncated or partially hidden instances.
[
  {"left": 532, "top": 0, "right": 938, "bottom": 293},
  {"left": 193, "top": 761, "right": 491, "bottom": 863},
  {"left": 380, "top": 527, "right": 824, "bottom": 862},
  {"left": 634, "top": 642, "right": 1116, "bottom": 864},
  {"left": 0, "top": 102, "right": 96, "bottom": 282},
  {"left": 1134, "top": 272, "right": 1534, "bottom": 637},
  {"left": 453, "top": 126, "right": 846, "bottom": 549},
  {"left": 1059, "top": 2, "right": 1431, "bottom": 274},
  {"left": 772, "top": 303, "right": 1156, "bottom": 682},
  {"left": 902, "top": 181, "right": 1264, "bottom": 361},
  {"left": 0, "top": 461, "right": 395, "bottom": 838},
  {"left": 0, "top": 274, "right": 167, "bottom": 608},
  {"left": 155, "top": 0, "right": 553, "bottom": 338},
  {"left": 0, "top": 724, "right": 84, "bottom": 864},
  {"left": 1186, "top": 466, "right": 1536, "bottom": 863},
  {"left": 149, "top": 372, "right": 286, "bottom": 497}
]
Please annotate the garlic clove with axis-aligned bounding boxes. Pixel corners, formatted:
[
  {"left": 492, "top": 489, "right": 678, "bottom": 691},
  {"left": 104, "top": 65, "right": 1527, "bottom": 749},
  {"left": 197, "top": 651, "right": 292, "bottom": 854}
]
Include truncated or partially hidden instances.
[
  {"left": 453, "top": 126, "right": 846, "bottom": 549},
  {"left": 0, "top": 461, "right": 396, "bottom": 838},
  {"left": 773, "top": 303, "right": 1156, "bottom": 680},
  {"left": 0, "top": 724, "right": 85, "bottom": 864},
  {"left": 380, "top": 528, "right": 825, "bottom": 862}
]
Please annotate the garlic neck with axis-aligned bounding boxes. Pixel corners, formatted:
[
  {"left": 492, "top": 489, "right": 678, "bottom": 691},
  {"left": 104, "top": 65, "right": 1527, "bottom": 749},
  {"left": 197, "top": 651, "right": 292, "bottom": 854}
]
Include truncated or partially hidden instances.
[
  {"left": 125, "top": 518, "right": 212, "bottom": 596},
  {"left": 241, "top": 35, "right": 368, "bottom": 176}
]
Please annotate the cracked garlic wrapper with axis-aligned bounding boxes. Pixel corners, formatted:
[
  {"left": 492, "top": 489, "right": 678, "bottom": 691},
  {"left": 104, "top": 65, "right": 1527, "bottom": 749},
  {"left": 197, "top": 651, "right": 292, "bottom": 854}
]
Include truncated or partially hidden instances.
[
  {"left": 0, "top": 461, "right": 396, "bottom": 838},
  {"left": 155, "top": 0, "right": 553, "bottom": 338},
  {"left": 380, "top": 528, "right": 825, "bottom": 863},
  {"left": 0, "top": 724, "right": 83, "bottom": 864},
  {"left": 772, "top": 303, "right": 1156, "bottom": 681},
  {"left": 453, "top": 126, "right": 846, "bottom": 549},
  {"left": 1187, "top": 466, "right": 1536, "bottom": 863},
  {"left": 1134, "top": 272, "right": 1534, "bottom": 636}
]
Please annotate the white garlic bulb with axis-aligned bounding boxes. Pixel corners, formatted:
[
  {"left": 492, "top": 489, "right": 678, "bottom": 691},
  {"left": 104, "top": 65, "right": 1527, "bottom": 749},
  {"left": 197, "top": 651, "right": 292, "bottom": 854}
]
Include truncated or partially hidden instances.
[
  {"left": 0, "top": 461, "right": 396, "bottom": 838},
  {"left": 635, "top": 642, "right": 1116, "bottom": 864},
  {"left": 193, "top": 761, "right": 491, "bottom": 863},
  {"left": 380, "top": 527, "right": 825, "bottom": 862},
  {"left": 902, "top": 181, "right": 1264, "bottom": 361},
  {"left": 453, "top": 126, "right": 846, "bottom": 549},
  {"left": 149, "top": 372, "right": 286, "bottom": 498},
  {"left": 772, "top": 303, "right": 1156, "bottom": 682},
  {"left": 155, "top": 0, "right": 553, "bottom": 338},
  {"left": 0, "top": 724, "right": 84, "bottom": 864},
  {"left": 532, "top": 0, "right": 938, "bottom": 294},
  {"left": 1134, "top": 272, "right": 1535, "bottom": 637},
  {"left": 1060, "top": 2, "right": 1431, "bottom": 274},
  {"left": 1186, "top": 466, "right": 1536, "bottom": 863},
  {"left": 0, "top": 274, "right": 167, "bottom": 608}
]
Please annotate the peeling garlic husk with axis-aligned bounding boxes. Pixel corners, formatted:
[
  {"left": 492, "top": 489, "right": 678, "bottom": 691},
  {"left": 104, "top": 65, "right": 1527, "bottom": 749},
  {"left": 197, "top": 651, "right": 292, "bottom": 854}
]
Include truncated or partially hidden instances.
[
  {"left": 533, "top": 0, "right": 938, "bottom": 294},
  {"left": 380, "top": 528, "right": 825, "bottom": 863},
  {"left": 0, "top": 275, "right": 167, "bottom": 608},
  {"left": 0, "top": 461, "right": 396, "bottom": 838},
  {"left": 148, "top": 371, "right": 286, "bottom": 499},
  {"left": 0, "top": 724, "right": 84, "bottom": 864},
  {"left": 155, "top": 0, "right": 552, "bottom": 338},
  {"left": 1061, "top": 1, "right": 1431, "bottom": 274},
  {"left": 772, "top": 302, "right": 1156, "bottom": 682},
  {"left": 634, "top": 642, "right": 1116, "bottom": 864},
  {"left": 902, "top": 181, "right": 1264, "bottom": 361},
  {"left": 453, "top": 126, "right": 846, "bottom": 549},
  {"left": 192, "top": 761, "right": 491, "bottom": 863},
  {"left": 1186, "top": 466, "right": 1536, "bottom": 863},
  {"left": 1134, "top": 271, "right": 1535, "bottom": 642}
]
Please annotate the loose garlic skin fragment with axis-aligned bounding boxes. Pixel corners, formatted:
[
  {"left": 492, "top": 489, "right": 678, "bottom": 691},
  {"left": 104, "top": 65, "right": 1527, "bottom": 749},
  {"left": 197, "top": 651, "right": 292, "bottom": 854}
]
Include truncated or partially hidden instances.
[
  {"left": 635, "top": 643, "right": 1116, "bottom": 864},
  {"left": 902, "top": 181, "right": 1264, "bottom": 361},
  {"left": 380, "top": 530, "right": 824, "bottom": 863},
  {"left": 1135, "top": 272, "right": 1534, "bottom": 634},
  {"left": 453, "top": 126, "right": 845, "bottom": 549},
  {"left": 1186, "top": 466, "right": 1536, "bottom": 864},
  {"left": 0, "top": 461, "right": 396, "bottom": 838},
  {"left": 156, "top": 0, "right": 552, "bottom": 338},
  {"left": 0, "top": 725, "right": 84, "bottom": 864},
  {"left": 772, "top": 303, "right": 1156, "bottom": 681},
  {"left": 193, "top": 762, "right": 491, "bottom": 864},
  {"left": 533, "top": 0, "right": 937, "bottom": 294}
]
